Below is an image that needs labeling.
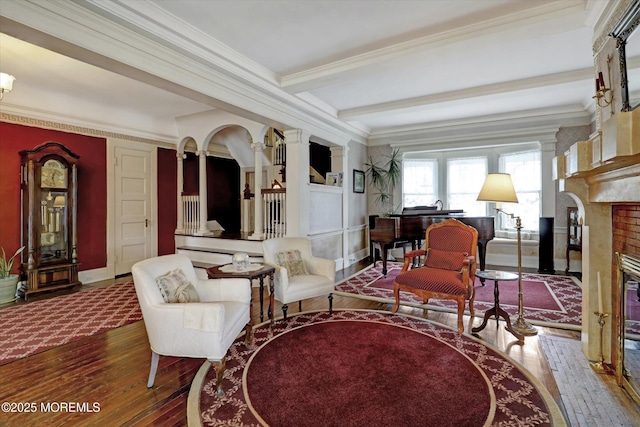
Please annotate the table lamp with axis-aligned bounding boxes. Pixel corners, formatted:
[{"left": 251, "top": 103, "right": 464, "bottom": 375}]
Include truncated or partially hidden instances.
[{"left": 477, "top": 173, "right": 537, "bottom": 337}]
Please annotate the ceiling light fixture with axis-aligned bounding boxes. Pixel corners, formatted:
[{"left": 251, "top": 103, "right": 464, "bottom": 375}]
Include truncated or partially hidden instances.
[{"left": 0, "top": 72, "right": 15, "bottom": 101}]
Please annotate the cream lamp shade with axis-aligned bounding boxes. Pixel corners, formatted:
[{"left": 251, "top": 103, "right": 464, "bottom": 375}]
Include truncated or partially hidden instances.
[{"left": 476, "top": 173, "right": 518, "bottom": 203}]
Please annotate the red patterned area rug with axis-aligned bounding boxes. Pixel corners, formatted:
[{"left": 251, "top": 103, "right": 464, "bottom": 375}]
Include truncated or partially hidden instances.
[
  {"left": 335, "top": 263, "right": 582, "bottom": 330},
  {"left": 0, "top": 282, "right": 142, "bottom": 365},
  {"left": 188, "top": 310, "right": 566, "bottom": 426}
]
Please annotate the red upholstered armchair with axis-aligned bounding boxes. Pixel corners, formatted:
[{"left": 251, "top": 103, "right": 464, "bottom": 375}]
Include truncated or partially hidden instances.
[{"left": 391, "top": 218, "right": 478, "bottom": 333}]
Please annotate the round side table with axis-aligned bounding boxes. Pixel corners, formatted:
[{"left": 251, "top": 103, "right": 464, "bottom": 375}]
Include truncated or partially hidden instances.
[{"left": 471, "top": 270, "right": 524, "bottom": 341}]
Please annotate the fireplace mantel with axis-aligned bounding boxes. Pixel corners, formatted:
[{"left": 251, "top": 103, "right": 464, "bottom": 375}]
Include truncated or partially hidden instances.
[
  {"left": 553, "top": 107, "right": 639, "bottom": 364},
  {"left": 554, "top": 109, "right": 639, "bottom": 192}
]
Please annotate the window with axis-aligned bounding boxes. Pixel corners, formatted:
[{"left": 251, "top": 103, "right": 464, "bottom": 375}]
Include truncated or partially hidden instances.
[
  {"left": 402, "top": 159, "right": 438, "bottom": 207},
  {"left": 447, "top": 157, "right": 487, "bottom": 216},
  {"left": 499, "top": 150, "right": 541, "bottom": 231}
]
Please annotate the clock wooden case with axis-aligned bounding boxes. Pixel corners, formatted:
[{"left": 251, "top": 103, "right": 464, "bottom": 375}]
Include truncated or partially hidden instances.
[{"left": 19, "top": 142, "right": 81, "bottom": 298}]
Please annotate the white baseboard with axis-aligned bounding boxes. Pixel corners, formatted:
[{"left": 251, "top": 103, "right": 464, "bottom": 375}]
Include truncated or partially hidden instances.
[{"left": 79, "top": 267, "right": 112, "bottom": 284}]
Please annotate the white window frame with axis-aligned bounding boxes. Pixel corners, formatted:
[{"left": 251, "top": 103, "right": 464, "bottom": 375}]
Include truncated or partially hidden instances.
[
  {"left": 498, "top": 149, "right": 541, "bottom": 233},
  {"left": 402, "top": 158, "right": 439, "bottom": 208},
  {"left": 446, "top": 156, "right": 488, "bottom": 216}
]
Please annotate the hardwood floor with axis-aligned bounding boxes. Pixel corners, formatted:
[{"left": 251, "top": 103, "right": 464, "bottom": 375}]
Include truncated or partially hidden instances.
[{"left": 0, "top": 261, "right": 634, "bottom": 426}]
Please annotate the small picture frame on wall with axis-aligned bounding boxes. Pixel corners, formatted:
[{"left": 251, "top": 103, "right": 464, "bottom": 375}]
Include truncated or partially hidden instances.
[{"left": 353, "top": 169, "right": 365, "bottom": 193}]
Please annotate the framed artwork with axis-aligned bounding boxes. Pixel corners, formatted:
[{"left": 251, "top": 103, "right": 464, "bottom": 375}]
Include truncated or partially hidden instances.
[
  {"left": 353, "top": 169, "right": 365, "bottom": 193},
  {"left": 326, "top": 172, "right": 342, "bottom": 187}
]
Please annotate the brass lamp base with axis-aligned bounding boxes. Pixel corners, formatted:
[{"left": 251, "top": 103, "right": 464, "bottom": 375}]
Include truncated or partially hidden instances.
[{"left": 512, "top": 316, "right": 538, "bottom": 336}]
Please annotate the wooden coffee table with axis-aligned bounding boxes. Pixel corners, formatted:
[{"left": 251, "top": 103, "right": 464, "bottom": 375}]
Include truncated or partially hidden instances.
[{"left": 206, "top": 264, "right": 275, "bottom": 324}]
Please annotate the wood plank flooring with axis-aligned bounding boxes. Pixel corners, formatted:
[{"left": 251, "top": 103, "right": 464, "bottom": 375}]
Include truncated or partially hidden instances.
[{"left": 0, "top": 261, "right": 634, "bottom": 426}]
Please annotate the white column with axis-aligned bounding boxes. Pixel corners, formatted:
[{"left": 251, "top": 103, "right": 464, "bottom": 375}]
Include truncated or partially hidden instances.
[
  {"left": 194, "top": 150, "right": 212, "bottom": 236},
  {"left": 249, "top": 142, "right": 265, "bottom": 240},
  {"left": 331, "top": 145, "right": 349, "bottom": 268},
  {"left": 284, "top": 129, "right": 311, "bottom": 237},
  {"left": 175, "top": 152, "right": 186, "bottom": 234}
]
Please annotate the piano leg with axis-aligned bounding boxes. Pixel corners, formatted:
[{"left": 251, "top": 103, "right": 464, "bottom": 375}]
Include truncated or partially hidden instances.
[{"left": 381, "top": 243, "right": 393, "bottom": 276}]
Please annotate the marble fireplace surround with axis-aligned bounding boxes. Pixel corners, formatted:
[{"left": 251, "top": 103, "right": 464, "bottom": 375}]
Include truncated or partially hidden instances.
[{"left": 554, "top": 108, "right": 639, "bottom": 365}]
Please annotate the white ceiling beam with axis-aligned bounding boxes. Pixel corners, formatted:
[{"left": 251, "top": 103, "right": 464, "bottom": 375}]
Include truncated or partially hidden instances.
[
  {"left": 339, "top": 68, "right": 596, "bottom": 120},
  {"left": 280, "top": 0, "right": 587, "bottom": 94}
]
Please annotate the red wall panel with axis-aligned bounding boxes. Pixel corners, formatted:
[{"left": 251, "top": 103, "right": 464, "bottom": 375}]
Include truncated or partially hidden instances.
[
  {"left": 0, "top": 122, "right": 107, "bottom": 272},
  {"left": 157, "top": 147, "right": 177, "bottom": 256}
]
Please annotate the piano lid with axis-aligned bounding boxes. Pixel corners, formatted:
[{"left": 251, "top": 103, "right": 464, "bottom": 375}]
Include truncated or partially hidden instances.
[{"left": 394, "top": 209, "right": 464, "bottom": 217}]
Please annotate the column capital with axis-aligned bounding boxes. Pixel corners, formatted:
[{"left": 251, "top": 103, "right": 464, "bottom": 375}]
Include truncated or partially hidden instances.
[
  {"left": 251, "top": 142, "right": 266, "bottom": 151},
  {"left": 176, "top": 152, "right": 186, "bottom": 160},
  {"left": 540, "top": 139, "right": 557, "bottom": 150},
  {"left": 197, "top": 150, "right": 207, "bottom": 157},
  {"left": 330, "top": 146, "right": 349, "bottom": 156},
  {"left": 283, "top": 129, "right": 311, "bottom": 145}
]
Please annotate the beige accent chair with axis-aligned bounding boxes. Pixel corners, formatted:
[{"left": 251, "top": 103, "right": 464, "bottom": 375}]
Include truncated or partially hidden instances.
[
  {"left": 262, "top": 237, "right": 335, "bottom": 320},
  {"left": 132, "top": 254, "right": 252, "bottom": 397}
]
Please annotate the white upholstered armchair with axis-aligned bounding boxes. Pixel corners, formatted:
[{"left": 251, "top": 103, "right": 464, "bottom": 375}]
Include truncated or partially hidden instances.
[
  {"left": 262, "top": 237, "right": 335, "bottom": 320},
  {"left": 131, "top": 254, "right": 252, "bottom": 396}
]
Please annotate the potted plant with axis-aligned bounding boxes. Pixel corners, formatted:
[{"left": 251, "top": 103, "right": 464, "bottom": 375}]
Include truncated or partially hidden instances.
[
  {"left": 364, "top": 148, "right": 401, "bottom": 216},
  {"left": 0, "top": 246, "right": 24, "bottom": 304}
]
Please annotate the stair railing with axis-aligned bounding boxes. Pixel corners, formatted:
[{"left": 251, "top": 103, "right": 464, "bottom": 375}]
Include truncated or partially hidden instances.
[
  {"left": 182, "top": 194, "right": 200, "bottom": 235},
  {"left": 262, "top": 188, "right": 286, "bottom": 239}
]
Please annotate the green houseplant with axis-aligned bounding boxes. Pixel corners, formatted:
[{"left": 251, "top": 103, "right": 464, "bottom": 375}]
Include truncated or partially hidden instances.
[
  {"left": 0, "top": 246, "right": 24, "bottom": 303},
  {"left": 364, "top": 148, "right": 401, "bottom": 216}
]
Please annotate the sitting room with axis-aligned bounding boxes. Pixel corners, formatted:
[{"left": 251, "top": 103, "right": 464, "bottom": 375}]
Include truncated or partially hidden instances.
[{"left": 1, "top": 1, "right": 639, "bottom": 425}]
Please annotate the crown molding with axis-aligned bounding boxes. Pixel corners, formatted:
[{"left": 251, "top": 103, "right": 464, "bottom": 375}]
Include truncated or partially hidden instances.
[
  {"left": 0, "top": 0, "right": 364, "bottom": 146},
  {"left": 281, "top": 0, "right": 587, "bottom": 93},
  {"left": 371, "top": 105, "right": 591, "bottom": 136},
  {"left": 387, "top": 125, "right": 562, "bottom": 153},
  {"left": 81, "top": 0, "right": 279, "bottom": 86},
  {"left": 368, "top": 106, "right": 591, "bottom": 147},
  {"left": 0, "top": 107, "right": 176, "bottom": 148}
]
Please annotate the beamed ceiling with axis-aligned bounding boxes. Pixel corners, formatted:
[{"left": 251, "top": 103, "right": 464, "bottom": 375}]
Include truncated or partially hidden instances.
[{"left": 0, "top": 0, "right": 634, "bottom": 147}]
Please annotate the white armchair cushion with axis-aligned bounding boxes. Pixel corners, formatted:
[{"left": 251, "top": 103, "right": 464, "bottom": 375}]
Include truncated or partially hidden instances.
[{"left": 155, "top": 268, "right": 200, "bottom": 303}]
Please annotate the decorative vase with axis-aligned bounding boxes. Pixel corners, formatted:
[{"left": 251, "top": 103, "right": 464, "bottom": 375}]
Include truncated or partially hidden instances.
[
  {"left": 0, "top": 275, "right": 19, "bottom": 304},
  {"left": 232, "top": 253, "right": 249, "bottom": 272}
]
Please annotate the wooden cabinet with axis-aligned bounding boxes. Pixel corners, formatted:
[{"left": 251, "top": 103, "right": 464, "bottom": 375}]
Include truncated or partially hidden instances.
[
  {"left": 19, "top": 142, "right": 81, "bottom": 298},
  {"left": 565, "top": 207, "right": 582, "bottom": 273}
]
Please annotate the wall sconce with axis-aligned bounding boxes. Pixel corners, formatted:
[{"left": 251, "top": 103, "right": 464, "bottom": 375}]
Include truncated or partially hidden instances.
[
  {"left": 0, "top": 72, "right": 15, "bottom": 101},
  {"left": 593, "top": 56, "right": 613, "bottom": 108}
]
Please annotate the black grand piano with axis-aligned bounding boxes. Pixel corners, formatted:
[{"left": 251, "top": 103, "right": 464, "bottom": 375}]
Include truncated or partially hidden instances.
[{"left": 370, "top": 206, "right": 495, "bottom": 277}]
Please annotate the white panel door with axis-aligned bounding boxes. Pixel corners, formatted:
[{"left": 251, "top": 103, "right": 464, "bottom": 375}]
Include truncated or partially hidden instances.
[{"left": 115, "top": 147, "right": 152, "bottom": 275}]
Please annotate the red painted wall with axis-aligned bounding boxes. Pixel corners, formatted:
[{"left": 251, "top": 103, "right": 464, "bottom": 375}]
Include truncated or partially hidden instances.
[
  {"left": 157, "top": 147, "right": 177, "bottom": 256},
  {"left": 0, "top": 122, "right": 107, "bottom": 272}
]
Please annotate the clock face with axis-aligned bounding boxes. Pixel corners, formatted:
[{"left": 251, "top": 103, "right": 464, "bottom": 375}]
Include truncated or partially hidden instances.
[{"left": 41, "top": 159, "right": 67, "bottom": 189}]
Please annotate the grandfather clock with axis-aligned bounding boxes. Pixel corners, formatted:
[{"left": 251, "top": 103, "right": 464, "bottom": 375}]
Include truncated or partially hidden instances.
[{"left": 19, "top": 142, "right": 81, "bottom": 298}]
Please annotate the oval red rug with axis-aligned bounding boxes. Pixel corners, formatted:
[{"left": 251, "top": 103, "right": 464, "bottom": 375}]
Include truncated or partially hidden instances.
[
  {"left": 189, "top": 310, "right": 566, "bottom": 427},
  {"left": 245, "top": 320, "right": 494, "bottom": 426}
]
